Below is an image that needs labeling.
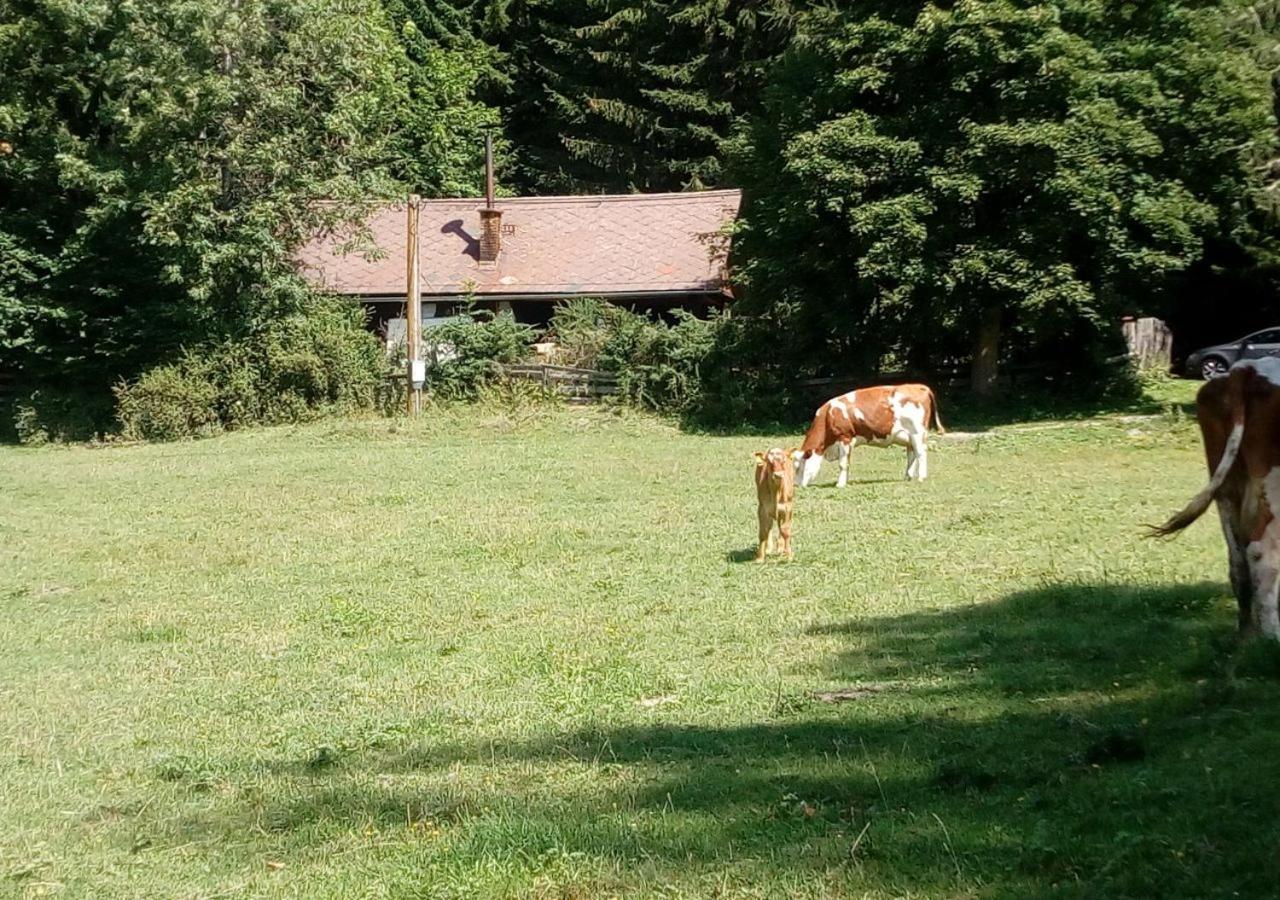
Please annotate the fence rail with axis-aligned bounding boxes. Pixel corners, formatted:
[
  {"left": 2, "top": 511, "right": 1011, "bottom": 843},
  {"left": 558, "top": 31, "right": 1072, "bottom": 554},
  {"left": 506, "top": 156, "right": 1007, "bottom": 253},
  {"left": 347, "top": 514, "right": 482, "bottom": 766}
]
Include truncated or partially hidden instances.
[{"left": 502, "top": 363, "right": 619, "bottom": 398}]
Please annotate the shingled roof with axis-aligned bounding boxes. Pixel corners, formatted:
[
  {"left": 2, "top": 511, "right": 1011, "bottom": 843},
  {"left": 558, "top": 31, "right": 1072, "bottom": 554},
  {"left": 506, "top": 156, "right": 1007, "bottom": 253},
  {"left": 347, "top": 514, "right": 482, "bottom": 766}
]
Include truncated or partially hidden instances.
[{"left": 295, "top": 189, "right": 740, "bottom": 299}]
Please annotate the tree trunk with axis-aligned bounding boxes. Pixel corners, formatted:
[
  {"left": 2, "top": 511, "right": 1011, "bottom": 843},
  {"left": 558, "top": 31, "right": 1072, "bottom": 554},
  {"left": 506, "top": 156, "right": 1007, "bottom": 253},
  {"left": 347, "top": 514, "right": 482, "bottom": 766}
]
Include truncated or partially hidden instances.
[{"left": 970, "top": 304, "right": 1002, "bottom": 396}]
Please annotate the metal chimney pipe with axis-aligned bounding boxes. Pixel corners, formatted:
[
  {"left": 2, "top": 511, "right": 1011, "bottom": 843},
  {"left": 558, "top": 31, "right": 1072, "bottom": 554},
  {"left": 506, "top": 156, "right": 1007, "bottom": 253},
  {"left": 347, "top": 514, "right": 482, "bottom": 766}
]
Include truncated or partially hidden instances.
[
  {"left": 484, "top": 133, "right": 495, "bottom": 209},
  {"left": 478, "top": 133, "right": 502, "bottom": 262}
]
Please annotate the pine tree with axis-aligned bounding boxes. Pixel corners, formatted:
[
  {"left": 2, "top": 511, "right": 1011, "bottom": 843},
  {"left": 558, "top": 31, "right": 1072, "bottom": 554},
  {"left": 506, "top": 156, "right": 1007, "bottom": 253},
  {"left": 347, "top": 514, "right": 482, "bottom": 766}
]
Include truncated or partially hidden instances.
[{"left": 494, "top": 0, "right": 800, "bottom": 193}]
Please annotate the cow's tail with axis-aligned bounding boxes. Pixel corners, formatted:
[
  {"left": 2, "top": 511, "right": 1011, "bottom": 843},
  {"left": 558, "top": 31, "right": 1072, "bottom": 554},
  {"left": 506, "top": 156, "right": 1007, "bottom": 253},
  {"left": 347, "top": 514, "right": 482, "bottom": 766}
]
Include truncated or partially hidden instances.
[
  {"left": 928, "top": 388, "right": 946, "bottom": 434},
  {"left": 1147, "top": 373, "right": 1246, "bottom": 538}
]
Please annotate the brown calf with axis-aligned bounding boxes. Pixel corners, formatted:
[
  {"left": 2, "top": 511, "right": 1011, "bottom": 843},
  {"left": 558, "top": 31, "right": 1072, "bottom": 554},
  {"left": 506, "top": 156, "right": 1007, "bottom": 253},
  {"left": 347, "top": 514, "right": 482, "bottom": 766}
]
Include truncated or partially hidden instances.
[
  {"left": 795, "top": 383, "right": 944, "bottom": 487},
  {"left": 1151, "top": 359, "right": 1280, "bottom": 638},
  {"left": 754, "top": 447, "right": 796, "bottom": 561}
]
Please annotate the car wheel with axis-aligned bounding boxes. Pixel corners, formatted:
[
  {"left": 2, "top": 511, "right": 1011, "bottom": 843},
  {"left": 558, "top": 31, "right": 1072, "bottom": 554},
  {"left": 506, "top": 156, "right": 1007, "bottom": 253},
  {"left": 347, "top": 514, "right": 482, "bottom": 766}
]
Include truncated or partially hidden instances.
[{"left": 1201, "top": 357, "right": 1229, "bottom": 380}]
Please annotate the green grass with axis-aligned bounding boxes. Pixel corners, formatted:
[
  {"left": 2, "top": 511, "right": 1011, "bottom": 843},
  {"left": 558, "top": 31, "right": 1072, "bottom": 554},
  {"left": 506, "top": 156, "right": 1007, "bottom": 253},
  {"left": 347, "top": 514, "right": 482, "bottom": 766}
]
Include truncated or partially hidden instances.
[{"left": 3, "top": 383, "right": 1278, "bottom": 898}]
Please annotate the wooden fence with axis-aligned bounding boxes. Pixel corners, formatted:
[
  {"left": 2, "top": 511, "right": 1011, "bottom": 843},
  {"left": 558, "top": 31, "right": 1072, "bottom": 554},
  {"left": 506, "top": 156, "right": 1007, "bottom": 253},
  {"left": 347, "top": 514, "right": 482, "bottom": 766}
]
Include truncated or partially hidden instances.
[{"left": 502, "top": 364, "right": 619, "bottom": 399}]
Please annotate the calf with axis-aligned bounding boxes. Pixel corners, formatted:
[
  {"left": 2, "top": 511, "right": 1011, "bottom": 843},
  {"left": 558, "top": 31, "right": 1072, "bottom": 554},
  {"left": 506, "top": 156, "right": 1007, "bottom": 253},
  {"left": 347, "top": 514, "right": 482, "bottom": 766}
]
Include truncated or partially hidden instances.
[
  {"left": 754, "top": 447, "right": 796, "bottom": 561},
  {"left": 1151, "top": 359, "right": 1280, "bottom": 639},
  {"left": 795, "top": 384, "right": 944, "bottom": 487}
]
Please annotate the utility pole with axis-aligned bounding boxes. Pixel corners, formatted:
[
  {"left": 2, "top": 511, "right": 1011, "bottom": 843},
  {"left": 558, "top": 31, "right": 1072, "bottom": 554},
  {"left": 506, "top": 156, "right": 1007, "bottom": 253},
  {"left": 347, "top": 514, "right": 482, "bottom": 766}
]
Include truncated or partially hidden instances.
[{"left": 406, "top": 194, "right": 423, "bottom": 416}]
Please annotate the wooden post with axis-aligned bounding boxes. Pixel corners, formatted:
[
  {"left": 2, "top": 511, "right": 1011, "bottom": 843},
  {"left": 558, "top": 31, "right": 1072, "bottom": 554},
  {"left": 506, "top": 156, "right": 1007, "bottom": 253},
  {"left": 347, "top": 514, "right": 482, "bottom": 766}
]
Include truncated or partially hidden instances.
[
  {"left": 406, "top": 194, "right": 422, "bottom": 416},
  {"left": 1122, "top": 316, "right": 1173, "bottom": 371}
]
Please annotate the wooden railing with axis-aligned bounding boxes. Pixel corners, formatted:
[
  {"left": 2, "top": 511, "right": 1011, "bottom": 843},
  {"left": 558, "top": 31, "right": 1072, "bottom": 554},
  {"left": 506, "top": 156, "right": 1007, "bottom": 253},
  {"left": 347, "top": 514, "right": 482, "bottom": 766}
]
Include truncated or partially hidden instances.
[{"left": 501, "top": 363, "right": 619, "bottom": 399}]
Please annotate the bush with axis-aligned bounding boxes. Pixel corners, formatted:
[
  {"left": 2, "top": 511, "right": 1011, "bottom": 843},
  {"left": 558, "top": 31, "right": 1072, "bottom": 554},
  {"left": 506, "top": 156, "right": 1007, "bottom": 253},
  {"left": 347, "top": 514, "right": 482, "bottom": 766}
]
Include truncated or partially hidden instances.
[
  {"left": 114, "top": 365, "right": 221, "bottom": 442},
  {"left": 545, "top": 299, "right": 722, "bottom": 415},
  {"left": 115, "top": 302, "right": 387, "bottom": 442},
  {"left": 598, "top": 309, "right": 716, "bottom": 413},
  {"left": 423, "top": 307, "right": 535, "bottom": 400},
  {"left": 13, "top": 389, "right": 116, "bottom": 445},
  {"left": 546, "top": 297, "right": 623, "bottom": 369}
]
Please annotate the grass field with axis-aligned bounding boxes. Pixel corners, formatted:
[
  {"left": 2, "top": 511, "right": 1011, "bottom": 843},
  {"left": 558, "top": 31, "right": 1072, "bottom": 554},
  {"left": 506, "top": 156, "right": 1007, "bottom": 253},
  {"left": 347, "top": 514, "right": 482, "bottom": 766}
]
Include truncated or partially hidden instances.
[{"left": 4, "top": 383, "right": 1280, "bottom": 898}]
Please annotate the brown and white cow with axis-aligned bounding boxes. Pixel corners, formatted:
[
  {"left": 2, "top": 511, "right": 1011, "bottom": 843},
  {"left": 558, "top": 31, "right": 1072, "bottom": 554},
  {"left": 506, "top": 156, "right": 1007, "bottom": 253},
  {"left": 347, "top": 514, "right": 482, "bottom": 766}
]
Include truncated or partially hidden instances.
[
  {"left": 754, "top": 447, "right": 796, "bottom": 561},
  {"left": 794, "top": 384, "right": 944, "bottom": 487},
  {"left": 1151, "top": 359, "right": 1280, "bottom": 639}
]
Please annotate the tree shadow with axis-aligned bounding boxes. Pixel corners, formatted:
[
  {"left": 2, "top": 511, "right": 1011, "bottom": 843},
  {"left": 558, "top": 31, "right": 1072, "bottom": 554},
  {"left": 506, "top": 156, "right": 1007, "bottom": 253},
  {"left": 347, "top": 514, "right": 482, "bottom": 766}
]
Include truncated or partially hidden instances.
[
  {"left": 804, "top": 477, "right": 904, "bottom": 488},
  {"left": 169, "top": 581, "right": 1280, "bottom": 895},
  {"left": 680, "top": 378, "right": 1198, "bottom": 438}
]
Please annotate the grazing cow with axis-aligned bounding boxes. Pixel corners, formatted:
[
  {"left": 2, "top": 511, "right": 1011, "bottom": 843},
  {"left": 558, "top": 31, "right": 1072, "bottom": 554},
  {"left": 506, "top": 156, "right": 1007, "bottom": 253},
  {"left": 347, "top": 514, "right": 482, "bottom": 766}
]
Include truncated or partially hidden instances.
[
  {"left": 794, "top": 384, "right": 944, "bottom": 487},
  {"left": 754, "top": 447, "right": 796, "bottom": 561},
  {"left": 1150, "top": 359, "right": 1280, "bottom": 639}
]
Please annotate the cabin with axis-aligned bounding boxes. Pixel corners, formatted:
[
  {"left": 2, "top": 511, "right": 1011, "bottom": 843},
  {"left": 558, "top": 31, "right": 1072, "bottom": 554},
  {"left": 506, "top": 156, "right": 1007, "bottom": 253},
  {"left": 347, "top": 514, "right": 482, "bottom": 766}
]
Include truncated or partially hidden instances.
[{"left": 294, "top": 188, "right": 741, "bottom": 349}]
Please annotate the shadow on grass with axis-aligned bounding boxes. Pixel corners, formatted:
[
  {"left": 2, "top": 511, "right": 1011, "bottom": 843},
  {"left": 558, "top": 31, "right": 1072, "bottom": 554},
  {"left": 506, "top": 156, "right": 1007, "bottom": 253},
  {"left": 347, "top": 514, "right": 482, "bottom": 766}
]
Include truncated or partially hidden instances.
[
  {"left": 942, "top": 387, "right": 1196, "bottom": 433},
  {"left": 180, "top": 581, "right": 1280, "bottom": 896},
  {"left": 682, "top": 378, "right": 1199, "bottom": 438}
]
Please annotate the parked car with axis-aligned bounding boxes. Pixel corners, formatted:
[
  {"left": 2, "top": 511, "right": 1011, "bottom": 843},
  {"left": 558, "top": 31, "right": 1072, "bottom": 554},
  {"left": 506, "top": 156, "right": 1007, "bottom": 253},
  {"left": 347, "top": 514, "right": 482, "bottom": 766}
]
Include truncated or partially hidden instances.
[{"left": 1185, "top": 327, "right": 1280, "bottom": 379}]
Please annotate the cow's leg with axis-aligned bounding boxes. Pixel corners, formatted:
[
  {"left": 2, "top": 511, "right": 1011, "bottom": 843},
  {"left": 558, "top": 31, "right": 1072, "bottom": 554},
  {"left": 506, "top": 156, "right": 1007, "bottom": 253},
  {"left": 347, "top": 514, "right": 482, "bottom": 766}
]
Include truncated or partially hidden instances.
[
  {"left": 910, "top": 434, "right": 928, "bottom": 481},
  {"left": 1247, "top": 535, "right": 1280, "bottom": 638},
  {"left": 778, "top": 505, "right": 793, "bottom": 560},
  {"left": 1249, "top": 470, "right": 1280, "bottom": 638},
  {"left": 1217, "top": 497, "right": 1254, "bottom": 634},
  {"left": 756, "top": 511, "right": 772, "bottom": 562},
  {"left": 836, "top": 440, "right": 851, "bottom": 488}
]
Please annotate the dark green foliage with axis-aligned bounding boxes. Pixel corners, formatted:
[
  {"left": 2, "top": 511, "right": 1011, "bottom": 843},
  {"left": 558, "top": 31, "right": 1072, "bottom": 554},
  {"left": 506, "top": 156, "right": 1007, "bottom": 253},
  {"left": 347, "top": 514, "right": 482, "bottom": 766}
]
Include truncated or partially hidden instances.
[
  {"left": 423, "top": 306, "right": 536, "bottom": 400},
  {"left": 493, "top": 0, "right": 801, "bottom": 192},
  {"left": 729, "top": 0, "right": 1277, "bottom": 389},
  {"left": 114, "top": 302, "right": 388, "bottom": 442},
  {"left": 381, "top": 0, "right": 505, "bottom": 194},
  {"left": 0, "top": 0, "right": 444, "bottom": 435},
  {"left": 12, "top": 390, "right": 115, "bottom": 446}
]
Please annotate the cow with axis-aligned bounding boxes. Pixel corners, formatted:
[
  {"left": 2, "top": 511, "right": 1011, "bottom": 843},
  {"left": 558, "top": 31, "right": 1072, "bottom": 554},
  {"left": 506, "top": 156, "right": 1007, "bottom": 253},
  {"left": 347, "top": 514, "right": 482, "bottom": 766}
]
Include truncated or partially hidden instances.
[
  {"left": 794, "top": 384, "right": 944, "bottom": 488},
  {"left": 1150, "top": 358, "right": 1280, "bottom": 639},
  {"left": 754, "top": 447, "right": 796, "bottom": 561}
]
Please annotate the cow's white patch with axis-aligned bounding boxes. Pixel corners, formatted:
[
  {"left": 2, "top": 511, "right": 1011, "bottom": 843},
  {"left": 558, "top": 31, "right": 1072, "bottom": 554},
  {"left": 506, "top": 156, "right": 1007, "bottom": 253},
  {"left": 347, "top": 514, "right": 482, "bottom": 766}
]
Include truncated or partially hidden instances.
[
  {"left": 1252, "top": 467, "right": 1280, "bottom": 638},
  {"left": 1234, "top": 357, "right": 1280, "bottom": 388},
  {"left": 799, "top": 452, "right": 824, "bottom": 487},
  {"left": 853, "top": 407, "right": 866, "bottom": 423}
]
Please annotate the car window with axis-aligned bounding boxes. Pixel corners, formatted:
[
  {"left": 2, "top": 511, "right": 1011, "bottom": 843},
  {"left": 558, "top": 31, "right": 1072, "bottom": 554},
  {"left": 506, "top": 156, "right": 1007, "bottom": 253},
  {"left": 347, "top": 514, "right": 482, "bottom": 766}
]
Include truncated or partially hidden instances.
[{"left": 1247, "top": 329, "right": 1280, "bottom": 344}]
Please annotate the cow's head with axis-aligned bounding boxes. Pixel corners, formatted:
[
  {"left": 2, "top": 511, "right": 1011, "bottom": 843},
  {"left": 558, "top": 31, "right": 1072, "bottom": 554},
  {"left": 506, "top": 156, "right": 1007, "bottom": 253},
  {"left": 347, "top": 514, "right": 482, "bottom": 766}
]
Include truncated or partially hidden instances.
[
  {"left": 793, "top": 448, "right": 823, "bottom": 487},
  {"left": 754, "top": 447, "right": 793, "bottom": 482}
]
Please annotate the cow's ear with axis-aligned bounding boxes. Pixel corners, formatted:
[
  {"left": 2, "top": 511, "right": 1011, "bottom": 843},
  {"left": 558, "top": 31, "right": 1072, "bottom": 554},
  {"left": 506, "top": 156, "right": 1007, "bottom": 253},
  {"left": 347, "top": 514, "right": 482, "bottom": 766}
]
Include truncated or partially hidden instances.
[
  {"left": 789, "top": 448, "right": 803, "bottom": 461},
  {"left": 752, "top": 451, "right": 765, "bottom": 464}
]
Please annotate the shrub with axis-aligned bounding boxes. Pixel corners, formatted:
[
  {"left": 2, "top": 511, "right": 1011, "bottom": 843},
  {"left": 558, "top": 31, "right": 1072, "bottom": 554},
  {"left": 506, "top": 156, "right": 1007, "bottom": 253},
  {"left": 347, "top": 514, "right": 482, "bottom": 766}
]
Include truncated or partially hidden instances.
[
  {"left": 115, "top": 301, "right": 387, "bottom": 442},
  {"left": 544, "top": 299, "right": 723, "bottom": 415},
  {"left": 13, "top": 389, "right": 116, "bottom": 445},
  {"left": 115, "top": 364, "right": 221, "bottom": 442},
  {"left": 423, "top": 306, "right": 535, "bottom": 400},
  {"left": 598, "top": 309, "right": 717, "bottom": 413},
  {"left": 546, "top": 297, "right": 622, "bottom": 369}
]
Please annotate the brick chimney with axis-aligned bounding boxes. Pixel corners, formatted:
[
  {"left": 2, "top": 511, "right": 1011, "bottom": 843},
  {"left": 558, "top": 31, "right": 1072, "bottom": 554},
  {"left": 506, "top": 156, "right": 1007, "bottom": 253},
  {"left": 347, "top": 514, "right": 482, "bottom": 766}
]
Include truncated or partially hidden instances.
[{"left": 478, "top": 133, "right": 501, "bottom": 263}]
